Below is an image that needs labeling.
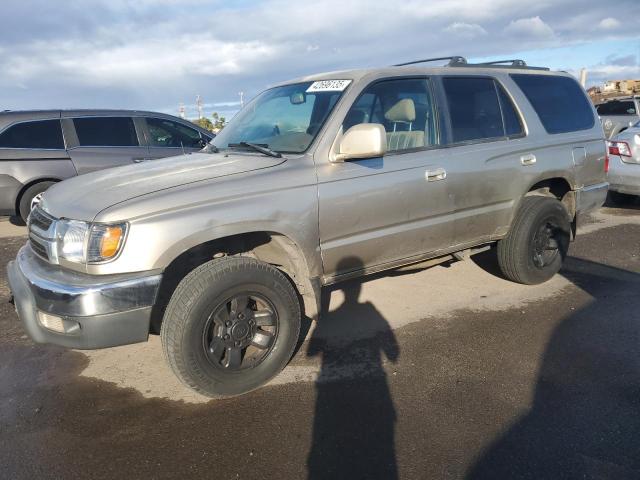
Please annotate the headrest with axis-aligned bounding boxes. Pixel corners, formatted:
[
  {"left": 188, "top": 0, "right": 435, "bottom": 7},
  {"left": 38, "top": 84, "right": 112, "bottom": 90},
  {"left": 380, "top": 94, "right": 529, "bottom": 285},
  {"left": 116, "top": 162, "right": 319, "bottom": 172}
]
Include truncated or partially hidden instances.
[{"left": 384, "top": 98, "right": 416, "bottom": 123}]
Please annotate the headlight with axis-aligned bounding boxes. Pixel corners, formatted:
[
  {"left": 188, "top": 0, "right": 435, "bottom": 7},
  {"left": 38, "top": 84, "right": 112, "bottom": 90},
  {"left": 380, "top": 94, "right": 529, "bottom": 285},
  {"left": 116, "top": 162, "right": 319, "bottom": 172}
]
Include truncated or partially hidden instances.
[
  {"left": 55, "top": 220, "right": 89, "bottom": 263},
  {"left": 87, "top": 223, "right": 128, "bottom": 263},
  {"left": 54, "top": 220, "right": 127, "bottom": 264}
]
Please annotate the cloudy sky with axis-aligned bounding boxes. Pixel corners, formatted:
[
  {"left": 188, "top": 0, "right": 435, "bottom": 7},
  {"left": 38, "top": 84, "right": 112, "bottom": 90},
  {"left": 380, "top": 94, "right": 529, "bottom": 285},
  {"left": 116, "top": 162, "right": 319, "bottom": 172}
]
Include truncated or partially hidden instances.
[{"left": 1, "top": 0, "right": 639, "bottom": 120}]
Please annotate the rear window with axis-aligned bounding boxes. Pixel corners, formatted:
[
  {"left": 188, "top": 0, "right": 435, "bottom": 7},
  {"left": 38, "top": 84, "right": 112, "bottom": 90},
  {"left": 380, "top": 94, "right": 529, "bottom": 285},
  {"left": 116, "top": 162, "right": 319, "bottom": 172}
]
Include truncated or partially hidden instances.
[
  {"left": 74, "top": 117, "right": 139, "bottom": 147},
  {"left": 442, "top": 77, "right": 523, "bottom": 143},
  {"left": 0, "top": 119, "right": 65, "bottom": 149},
  {"left": 596, "top": 101, "right": 637, "bottom": 116},
  {"left": 511, "top": 74, "right": 595, "bottom": 134}
]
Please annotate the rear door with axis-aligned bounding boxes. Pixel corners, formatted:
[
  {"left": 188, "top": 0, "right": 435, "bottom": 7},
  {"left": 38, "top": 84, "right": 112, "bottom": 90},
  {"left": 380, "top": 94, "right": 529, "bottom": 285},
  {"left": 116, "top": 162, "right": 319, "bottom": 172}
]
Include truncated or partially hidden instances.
[
  {"left": 64, "top": 115, "right": 148, "bottom": 174},
  {"left": 141, "top": 117, "right": 209, "bottom": 160},
  {"left": 435, "top": 76, "right": 529, "bottom": 246}
]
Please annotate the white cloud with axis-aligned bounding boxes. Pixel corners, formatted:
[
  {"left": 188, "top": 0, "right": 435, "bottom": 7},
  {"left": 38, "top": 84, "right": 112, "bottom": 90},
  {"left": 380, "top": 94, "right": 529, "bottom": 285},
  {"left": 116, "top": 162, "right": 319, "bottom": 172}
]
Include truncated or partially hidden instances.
[
  {"left": 504, "top": 16, "right": 555, "bottom": 38},
  {"left": 598, "top": 17, "right": 621, "bottom": 30},
  {"left": 444, "top": 22, "right": 488, "bottom": 38}
]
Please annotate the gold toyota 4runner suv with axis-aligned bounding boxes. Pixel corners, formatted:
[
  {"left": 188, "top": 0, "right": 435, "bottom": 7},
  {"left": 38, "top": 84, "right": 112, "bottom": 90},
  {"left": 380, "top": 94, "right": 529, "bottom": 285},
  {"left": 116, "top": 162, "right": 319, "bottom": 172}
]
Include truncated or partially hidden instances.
[{"left": 8, "top": 57, "right": 608, "bottom": 397}]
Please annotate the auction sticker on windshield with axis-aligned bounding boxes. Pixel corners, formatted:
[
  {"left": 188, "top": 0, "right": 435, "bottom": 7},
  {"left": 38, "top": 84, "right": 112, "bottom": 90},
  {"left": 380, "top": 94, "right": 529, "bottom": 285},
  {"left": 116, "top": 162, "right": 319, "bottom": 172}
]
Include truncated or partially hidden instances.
[{"left": 306, "top": 80, "right": 352, "bottom": 92}]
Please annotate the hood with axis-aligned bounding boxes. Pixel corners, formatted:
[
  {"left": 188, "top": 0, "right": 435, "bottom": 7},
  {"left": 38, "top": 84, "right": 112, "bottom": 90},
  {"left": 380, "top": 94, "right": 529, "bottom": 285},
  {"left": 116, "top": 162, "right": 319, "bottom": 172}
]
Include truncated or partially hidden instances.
[{"left": 42, "top": 152, "right": 285, "bottom": 221}]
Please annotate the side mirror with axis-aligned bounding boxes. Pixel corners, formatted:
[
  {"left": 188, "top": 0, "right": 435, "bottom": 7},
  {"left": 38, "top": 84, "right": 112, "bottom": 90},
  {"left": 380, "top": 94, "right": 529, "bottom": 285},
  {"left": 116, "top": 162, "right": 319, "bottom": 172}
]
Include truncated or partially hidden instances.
[{"left": 333, "top": 123, "right": 387, "bottom": 162}]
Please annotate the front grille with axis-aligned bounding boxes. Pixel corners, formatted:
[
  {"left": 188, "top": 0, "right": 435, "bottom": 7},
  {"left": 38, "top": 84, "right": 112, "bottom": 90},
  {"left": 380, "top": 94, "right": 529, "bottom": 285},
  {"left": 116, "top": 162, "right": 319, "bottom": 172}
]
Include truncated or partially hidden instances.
[
  {"left": 29, "top": 235, "right": 49, "bottom": 260},
  {"left": 29, "top": 207, "right": 54, "bottom": 233}
]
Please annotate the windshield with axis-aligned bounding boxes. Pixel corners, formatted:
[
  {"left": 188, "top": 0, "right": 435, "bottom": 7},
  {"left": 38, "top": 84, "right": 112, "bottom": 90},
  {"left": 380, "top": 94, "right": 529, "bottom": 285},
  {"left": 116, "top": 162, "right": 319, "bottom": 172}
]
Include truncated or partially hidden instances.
[
  {"left": 212, "top": 81, "right": 348, "bottom": 154},
  {"left": 596, "top": 100, "right": 637, "bottom": 116}
]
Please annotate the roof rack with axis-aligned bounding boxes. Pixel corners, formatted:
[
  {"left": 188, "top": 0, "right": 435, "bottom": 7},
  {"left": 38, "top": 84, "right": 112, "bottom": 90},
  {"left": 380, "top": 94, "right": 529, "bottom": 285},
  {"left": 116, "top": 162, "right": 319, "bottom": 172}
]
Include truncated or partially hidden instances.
[
  {"left": 393, "top": 56, "right": 467, "bottom": 67},
  {"left": 393, "top": 56, "right": 549, "bottom": 71}
]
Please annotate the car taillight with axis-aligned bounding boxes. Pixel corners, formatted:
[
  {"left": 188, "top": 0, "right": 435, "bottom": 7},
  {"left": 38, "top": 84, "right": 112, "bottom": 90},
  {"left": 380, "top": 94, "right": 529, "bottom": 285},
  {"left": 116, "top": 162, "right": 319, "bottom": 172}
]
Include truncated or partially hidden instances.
[
  {"left": 604, "top": 154, "right": 610, "bottom": 173},
  {"left": 608, "top": 141, "right": 632, "bottom": 157}
]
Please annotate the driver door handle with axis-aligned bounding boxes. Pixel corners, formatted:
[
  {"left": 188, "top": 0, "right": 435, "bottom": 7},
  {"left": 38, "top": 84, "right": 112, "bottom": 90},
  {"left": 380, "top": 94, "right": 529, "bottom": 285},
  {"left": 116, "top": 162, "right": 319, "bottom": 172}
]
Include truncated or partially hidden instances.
[
  {"left": 426, "top": 168, "right": 447, "bottom": 182},
  {"left": 133, "top": 158, "right": 153, "bottom": 163}
]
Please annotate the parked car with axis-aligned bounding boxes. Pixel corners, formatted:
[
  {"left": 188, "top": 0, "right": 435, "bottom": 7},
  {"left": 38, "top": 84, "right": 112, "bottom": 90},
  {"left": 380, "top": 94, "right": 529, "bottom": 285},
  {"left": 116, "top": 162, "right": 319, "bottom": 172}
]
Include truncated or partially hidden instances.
[
  {"left": 595, "top": 96, "right": 640, "bottom": 138},
  {"left": 0, "top": 110, "right": 214, "bottom": 220},
  {"left": 8, "top": 56, "right": 608, "bottom": 397},
  {"left": 607, "top": 121, "right": 640, "bottom": 203}
]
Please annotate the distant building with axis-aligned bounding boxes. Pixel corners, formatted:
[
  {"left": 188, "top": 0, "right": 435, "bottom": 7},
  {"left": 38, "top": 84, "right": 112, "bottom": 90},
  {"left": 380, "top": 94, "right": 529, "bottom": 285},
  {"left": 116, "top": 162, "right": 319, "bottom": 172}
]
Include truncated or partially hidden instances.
[{"left": 602, "top": 80, "right": 640, "bottom": 95}]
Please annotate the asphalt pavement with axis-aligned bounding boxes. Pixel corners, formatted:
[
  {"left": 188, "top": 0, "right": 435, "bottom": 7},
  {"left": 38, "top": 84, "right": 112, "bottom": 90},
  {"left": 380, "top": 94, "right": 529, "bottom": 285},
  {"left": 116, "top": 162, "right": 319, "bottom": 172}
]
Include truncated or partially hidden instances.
[{"left": 1, "top": 204, "right": 639, "bottom": 479}]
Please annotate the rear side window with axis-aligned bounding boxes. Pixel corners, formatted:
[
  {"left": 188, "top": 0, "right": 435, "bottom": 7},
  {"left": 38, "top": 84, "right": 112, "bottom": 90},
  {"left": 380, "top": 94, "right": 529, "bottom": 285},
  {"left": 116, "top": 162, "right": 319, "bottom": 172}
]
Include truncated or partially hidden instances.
[
  {"left": 511, "top": 74, "right": 595, "bottom": 134},
  {"left": 596, "top": 101, "right": 637, "bottom": 116},
  {"left": 443, "top": 77, "right": 521, "bottom": 143},
  {"left": 0, "top": 119, "right": 64, "bottom": 149},
  {"left": 74, "top": 117, "right": 139, "bottom": 147}
]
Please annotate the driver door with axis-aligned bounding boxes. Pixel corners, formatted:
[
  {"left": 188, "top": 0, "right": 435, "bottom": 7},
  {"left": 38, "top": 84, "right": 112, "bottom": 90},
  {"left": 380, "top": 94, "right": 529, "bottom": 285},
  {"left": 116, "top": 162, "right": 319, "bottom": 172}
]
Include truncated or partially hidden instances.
[{"left": 317, "top": 77, "right": 457, "bottom": 280}]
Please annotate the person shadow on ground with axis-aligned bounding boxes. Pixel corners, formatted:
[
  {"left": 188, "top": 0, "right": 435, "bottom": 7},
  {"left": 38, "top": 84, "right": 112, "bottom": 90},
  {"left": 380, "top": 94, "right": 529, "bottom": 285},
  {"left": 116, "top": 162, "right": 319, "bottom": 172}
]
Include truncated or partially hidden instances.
[
  {"left": 306, "top": 257, "right": 400, "bottom": 480},
  {"left": 467, "top": 256, "right": 640, "bottom": 479}
]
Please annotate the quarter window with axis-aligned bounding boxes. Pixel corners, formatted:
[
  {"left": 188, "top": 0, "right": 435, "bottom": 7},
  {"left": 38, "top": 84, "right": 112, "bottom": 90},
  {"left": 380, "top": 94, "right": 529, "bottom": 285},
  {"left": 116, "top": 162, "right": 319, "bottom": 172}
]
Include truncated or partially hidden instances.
[
  {"left": 511, "top": 74, "right": 595, "bottom": 134},
  {"left": 344, "top": 78, "right": 439, "bottom": 152},
  {"left": 73, "top": 117, "right": 139, "bottom": 147},
  {"left": 0, "top": 119, "right": 65, "bottom": 149},
  {"left": 497, "top": 85, "right": 524, "bottom": 136},
  {"left": 146, "top": 118, "right": 204, "bottom": 148}
]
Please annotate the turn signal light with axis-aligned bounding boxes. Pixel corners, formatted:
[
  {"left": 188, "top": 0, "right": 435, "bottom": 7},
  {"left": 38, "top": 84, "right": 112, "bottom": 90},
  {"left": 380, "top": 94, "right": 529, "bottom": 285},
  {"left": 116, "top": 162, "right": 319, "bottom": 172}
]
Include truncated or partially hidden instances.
[{"left": 100, "top": 225, "right": 125, "bottom": 259}]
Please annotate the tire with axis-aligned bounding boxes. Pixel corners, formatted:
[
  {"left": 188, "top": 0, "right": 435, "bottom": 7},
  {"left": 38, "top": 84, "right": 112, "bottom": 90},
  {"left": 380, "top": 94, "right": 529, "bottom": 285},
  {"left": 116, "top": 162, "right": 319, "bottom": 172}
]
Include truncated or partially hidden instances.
[
  {"left": 161, "top": 256, "right": 301, "bottom": 397},
  {"left": 608, "top": 191, "right": 635, "bottom": 205},
  {"left": 497, "top": 196, "right": 571, "bottom": 285},
  {"left": 18, "top": 181, "right": 54, "bottom": 221}
]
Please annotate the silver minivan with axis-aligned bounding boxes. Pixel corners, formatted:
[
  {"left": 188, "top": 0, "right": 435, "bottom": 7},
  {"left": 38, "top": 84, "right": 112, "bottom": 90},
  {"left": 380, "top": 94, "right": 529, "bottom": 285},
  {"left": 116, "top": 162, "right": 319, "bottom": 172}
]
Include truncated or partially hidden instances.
[{"left": 0, "top": 110, "right": 214, "bottom": 220}]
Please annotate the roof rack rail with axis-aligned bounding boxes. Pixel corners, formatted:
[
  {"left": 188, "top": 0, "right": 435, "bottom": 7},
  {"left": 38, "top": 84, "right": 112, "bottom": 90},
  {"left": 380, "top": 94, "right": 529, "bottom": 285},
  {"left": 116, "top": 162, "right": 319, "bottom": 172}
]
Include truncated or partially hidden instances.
[
  {"left": 477, "top": 59, "right": 527, "bottom": 67},
  {"left": 394, "top": 56, "right": 467, "bottom": 67}
]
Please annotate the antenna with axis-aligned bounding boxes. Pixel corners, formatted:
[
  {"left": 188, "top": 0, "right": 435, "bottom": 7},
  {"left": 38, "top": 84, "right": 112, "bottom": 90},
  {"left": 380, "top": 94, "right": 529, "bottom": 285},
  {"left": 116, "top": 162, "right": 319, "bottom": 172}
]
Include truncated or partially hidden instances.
[
  {"left": 178, "top": 102, "right": 185, "bottom": 119},
  {"left": 239, "top": 91, "right": 245, "bottom": 109}
]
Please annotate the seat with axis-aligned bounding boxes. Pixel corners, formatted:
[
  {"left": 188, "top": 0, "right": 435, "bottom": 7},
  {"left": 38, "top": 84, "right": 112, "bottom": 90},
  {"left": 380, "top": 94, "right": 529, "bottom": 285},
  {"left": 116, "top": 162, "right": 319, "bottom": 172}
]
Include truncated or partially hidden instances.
[{"left": 384, "top": 99, "right": 425, "bottom": 151}]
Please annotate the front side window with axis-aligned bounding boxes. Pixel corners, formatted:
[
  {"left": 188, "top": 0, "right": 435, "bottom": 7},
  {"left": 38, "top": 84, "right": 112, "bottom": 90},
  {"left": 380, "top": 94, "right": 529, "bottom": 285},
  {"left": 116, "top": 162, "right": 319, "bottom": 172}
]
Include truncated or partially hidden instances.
[
  {"left": 146, "top": 118, "right": 203, "bottom": 148},
  {"left": 596, "top": 101, "right": 637, "bottom": 116},
  {"left": 0, "top": 119, "right": 64, "bottom": 149},
  {"left": 212, "top": 81, "right": 347, "bottom": 154},
  {"left": 511, "top": 74, "right": 595, "bottom": 134},
  {"left": 74, "top": 117, "right": 139, "bottom": 147},
  {"left": 343, "top": 78, "right": 439, "bottom": 152}
]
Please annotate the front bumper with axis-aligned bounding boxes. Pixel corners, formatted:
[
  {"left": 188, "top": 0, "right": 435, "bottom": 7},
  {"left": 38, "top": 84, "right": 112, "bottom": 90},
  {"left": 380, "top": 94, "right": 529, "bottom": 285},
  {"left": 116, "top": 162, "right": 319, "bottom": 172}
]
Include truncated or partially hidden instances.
[
  {"left": 7, "top": 245, "right": 162, "bottom": 349},
  {"left": 576, "top": 182, "right": 609, "bottom": 215}
]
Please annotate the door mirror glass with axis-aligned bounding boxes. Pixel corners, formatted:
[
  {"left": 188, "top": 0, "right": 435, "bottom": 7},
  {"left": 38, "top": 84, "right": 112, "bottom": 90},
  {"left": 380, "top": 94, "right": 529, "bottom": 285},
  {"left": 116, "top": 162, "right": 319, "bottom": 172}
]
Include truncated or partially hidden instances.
[{"left": 334, "top": 123, "right": 387, "bottom": 162}]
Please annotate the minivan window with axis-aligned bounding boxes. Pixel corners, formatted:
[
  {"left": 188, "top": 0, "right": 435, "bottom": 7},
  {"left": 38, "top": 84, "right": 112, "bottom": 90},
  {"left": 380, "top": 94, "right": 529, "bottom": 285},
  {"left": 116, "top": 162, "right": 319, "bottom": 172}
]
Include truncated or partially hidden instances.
[
  {"left": 0, "top": 119, "right": 64, "bottom": 149},
  {"left": 596, "top": 101, "right": 637, "bottom": 116},
  {"left": 443, "top": 77, "right": 505, "bottom": 142},
  {"left": 511, "top": 74, "right": 595, "bottom": 134},
  {"left": 344, "top": 78, "right": 438, "bottom": 152},
  {"left": 146, "top": 118, "right": 203, "bottom": 148},
  {"left": 74, "top": 117, "right": 139, "bottom": 147}
]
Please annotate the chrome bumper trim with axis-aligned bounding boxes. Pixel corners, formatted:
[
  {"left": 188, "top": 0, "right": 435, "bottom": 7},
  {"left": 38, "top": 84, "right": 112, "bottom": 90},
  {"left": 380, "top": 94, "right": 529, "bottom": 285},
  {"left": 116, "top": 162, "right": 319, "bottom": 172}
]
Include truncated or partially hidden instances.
[{"left": 13, "top": 245, "right": 162, "bottom": 317}]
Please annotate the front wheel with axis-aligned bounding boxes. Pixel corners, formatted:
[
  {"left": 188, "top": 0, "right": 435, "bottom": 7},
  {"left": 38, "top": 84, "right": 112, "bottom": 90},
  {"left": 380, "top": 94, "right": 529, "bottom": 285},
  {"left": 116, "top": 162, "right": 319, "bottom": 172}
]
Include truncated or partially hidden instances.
[
  {"left": 497, "top": 196, "right": 571, "bottom": 285},
  {"left": 161, "top": 256, "right": 301, "bottom": 397}
]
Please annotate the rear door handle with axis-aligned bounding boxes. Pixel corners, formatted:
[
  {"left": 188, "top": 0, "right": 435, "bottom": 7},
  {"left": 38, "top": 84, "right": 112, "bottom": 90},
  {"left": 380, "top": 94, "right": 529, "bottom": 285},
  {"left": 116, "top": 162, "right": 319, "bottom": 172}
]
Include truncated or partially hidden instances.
[
  {"left": 520, "top": 154, "right": 537, "bottom": 166},
  {"left": 426, "top": 168, "right": 447, "bottom": 182},
  {"left": 133, "top": 158, "right": 152, "bottom": 163}
]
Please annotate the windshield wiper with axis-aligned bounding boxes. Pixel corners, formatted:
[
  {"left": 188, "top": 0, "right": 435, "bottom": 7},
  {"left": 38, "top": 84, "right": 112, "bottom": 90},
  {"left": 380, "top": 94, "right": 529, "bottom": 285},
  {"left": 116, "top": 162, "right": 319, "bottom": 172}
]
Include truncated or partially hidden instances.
[{"left": 228, "top": 141, "right": 282, "bottom": 158}]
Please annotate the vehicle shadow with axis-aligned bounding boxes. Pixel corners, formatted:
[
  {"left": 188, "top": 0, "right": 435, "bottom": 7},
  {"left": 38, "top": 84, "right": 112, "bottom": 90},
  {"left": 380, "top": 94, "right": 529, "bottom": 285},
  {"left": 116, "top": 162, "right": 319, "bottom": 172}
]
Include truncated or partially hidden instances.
[
  {"left": 466, "top": 256, "right": 640, "bottom": 479},
  {"left": 8, "top": 215, "right": 25, "bottom": 227},
  {"left": 306, "top": 256, "right": 400, "bottom": 479}
]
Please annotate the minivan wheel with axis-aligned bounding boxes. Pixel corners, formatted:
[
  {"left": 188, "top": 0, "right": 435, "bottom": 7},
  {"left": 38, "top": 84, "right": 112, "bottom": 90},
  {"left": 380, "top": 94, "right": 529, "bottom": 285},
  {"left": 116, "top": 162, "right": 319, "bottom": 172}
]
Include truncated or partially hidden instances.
[
  {"left": 18, "top": 181, "right": 54, "bottom": 221},
  {"left": 497, "top": 196, "right": 571, "bottom": 285},
  {"left": 160, "top": 256, "right": 301, "bottom": 397}
]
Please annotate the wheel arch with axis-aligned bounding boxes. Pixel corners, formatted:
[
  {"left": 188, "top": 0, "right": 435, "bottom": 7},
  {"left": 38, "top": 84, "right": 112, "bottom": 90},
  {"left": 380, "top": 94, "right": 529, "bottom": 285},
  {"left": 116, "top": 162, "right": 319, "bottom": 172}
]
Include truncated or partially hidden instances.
[
  {"left": 14, "top": 177, "right": 61, "bottom": 214},
  {"left": 150, "top": 230, "right": 320, "bottom": 333}
]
